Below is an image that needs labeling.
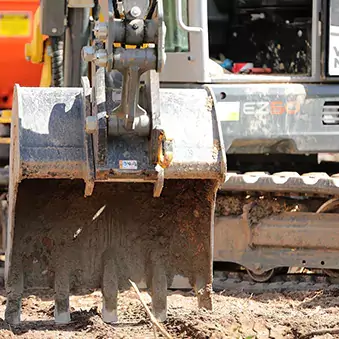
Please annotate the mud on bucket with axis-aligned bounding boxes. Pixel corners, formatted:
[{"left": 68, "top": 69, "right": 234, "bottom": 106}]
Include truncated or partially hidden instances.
[{"left": 5, "top": 179, "right": 218, "bottom": 324}]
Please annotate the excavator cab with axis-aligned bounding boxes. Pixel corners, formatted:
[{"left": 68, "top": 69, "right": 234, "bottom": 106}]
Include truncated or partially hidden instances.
[{"left": 5, "top": 0, "right": 226, "bottom": 325}]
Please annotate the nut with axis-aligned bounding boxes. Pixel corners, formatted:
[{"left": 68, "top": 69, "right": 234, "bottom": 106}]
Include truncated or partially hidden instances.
[
  {"left": 82, "top": 46, "right": 96, "bottom": 62},
  {"left": 94, "top": 22, "right": 108, "bottom": 40},
  {"left": 85, "top": 116, "right": 98, "bottom": 134},
  {"left": 94, "top": 49, "right": 108, "bottom": 67},
  {"left": 130, "top": 6, "right": 141, "bottom": 18}
]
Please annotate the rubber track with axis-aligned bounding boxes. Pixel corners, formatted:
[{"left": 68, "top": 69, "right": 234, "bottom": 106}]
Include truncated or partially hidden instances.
[
  {"left": 220, "top": 171, "right": 339, "bottom": 195},
  {"left": 212, "top": 272, "right": 339, "bottom": 294}
]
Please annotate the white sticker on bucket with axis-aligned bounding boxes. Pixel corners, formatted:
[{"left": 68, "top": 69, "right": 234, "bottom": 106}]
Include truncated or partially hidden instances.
[{"left": 119, "top": 160, "right": 138, "bottom": 170}]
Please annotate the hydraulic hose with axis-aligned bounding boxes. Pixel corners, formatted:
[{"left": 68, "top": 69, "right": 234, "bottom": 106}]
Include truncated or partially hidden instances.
[{"left": 50, "top": 37, "right": 64, "bottom": 87}]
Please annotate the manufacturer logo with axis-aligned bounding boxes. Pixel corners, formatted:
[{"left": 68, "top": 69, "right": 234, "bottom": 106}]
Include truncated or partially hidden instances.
[{"left": 243, "top": 100, "right": 301, "bottom": 115}]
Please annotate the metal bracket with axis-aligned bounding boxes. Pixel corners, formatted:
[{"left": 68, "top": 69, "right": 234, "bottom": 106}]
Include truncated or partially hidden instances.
[
  {"left": 81, "top": 0, "right": 170, "bottom": 197},
  {"left": 86, "top": 0, "right": 166, "bottom": 136},
  {"left": 109, "top": 48, "right": 155, "bottom": 135},
  {"left": 81, "top": 76, "right": 95, "bottom": 197},
  {"left": 40, "top": 0, "right": 66, "bottom": 36},
  {"left": 151, "top": 128, "right": 173, "bottom": 197},
  {"left": 153, "top": 164, "right": 164, "bottom": 197}
]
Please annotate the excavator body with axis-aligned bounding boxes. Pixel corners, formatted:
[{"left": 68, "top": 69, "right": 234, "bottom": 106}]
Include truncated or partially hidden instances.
[{"left": 8, "top": 0, "right": 339, "bottom": 326}]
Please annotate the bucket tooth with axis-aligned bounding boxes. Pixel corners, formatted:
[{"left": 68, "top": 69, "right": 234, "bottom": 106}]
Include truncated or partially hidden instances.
[
  {"left": 4, "top": 252, "right": 23, "bottom": 325},
  {"left": 195, "top": 275, "right": 213, "bottom": 310},
  {"left": 101, "top": 250, "right": 118, "bottom": 324},
  {"left": 54, "top": 258, "right": 71, "bottom": 324},
  {"left": 149, "top": 252, "right": 167, "bottom": 322}
]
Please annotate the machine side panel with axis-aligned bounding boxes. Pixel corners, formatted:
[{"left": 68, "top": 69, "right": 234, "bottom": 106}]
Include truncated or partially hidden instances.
[{"left": 211, "top": 83, "right": 339, "bottom": 153}]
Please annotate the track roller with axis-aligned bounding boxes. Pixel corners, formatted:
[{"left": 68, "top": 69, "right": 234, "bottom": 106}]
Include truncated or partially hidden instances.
[{"left": 246, "top": 268, "right": 276, "bottom": 283}]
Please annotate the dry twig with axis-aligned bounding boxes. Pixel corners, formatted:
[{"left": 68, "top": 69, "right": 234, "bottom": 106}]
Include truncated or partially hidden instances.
[
  {"left": 299, "top": 290, "right": 323, "bottom": 306},
  {"left": 129, "top": 279, "right": 172, "bottom": 339}
]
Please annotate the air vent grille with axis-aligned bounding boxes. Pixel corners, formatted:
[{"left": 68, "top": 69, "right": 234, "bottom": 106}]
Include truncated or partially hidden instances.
[{"left": 322, "top": 102, "right": 339, "bottom": 125}]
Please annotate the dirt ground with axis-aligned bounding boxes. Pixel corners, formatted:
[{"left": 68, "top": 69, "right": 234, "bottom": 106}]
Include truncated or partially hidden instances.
[{"left": 0, "top": 287, "right": 338, "bottom": 338}]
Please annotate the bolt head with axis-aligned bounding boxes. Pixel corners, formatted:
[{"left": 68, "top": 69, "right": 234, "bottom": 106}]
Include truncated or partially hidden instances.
[
  {"left": 85, "top": 116, "right": 98, "bottom": 134},
  {"left": 82, "top": 46, "right": 96, "bottom": 62},
  {"left": 94, "top": 22, "right": 108, "bottom": 40},
  {"left": 130, "top": 6, "right": 141, "bottom": 18},
  {"left": 94, "top": 49, "right": 108, "bottom": 67}
]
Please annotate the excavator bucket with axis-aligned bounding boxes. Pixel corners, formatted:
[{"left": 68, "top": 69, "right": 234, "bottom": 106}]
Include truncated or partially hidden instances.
[{"left": 5, "top": 71, "right": 226, "bottom": 324}]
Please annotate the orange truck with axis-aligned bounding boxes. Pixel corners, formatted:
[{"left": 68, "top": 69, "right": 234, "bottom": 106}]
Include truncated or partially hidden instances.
[{"left": 0, "top": 0, "right": 42, "bottom": 145}]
